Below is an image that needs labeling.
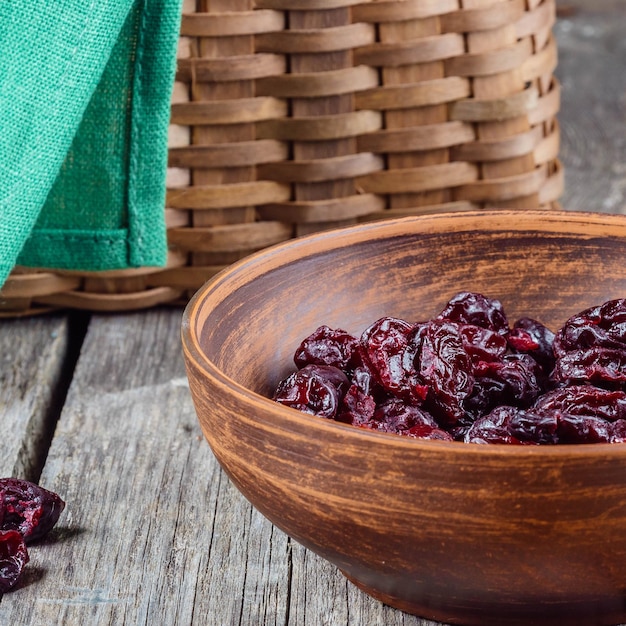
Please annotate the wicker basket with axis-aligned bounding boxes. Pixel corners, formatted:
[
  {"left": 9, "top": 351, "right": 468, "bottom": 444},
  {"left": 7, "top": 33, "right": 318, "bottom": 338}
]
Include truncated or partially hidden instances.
[{"left": 1, "top": 0, "right": 562, "bottom": 316}]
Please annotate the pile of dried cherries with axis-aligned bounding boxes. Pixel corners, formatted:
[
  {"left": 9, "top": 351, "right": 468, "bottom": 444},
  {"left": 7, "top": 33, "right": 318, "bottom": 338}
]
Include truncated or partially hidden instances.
[{"left": 272, "top": 292, "right": 626, "bottom": 444}]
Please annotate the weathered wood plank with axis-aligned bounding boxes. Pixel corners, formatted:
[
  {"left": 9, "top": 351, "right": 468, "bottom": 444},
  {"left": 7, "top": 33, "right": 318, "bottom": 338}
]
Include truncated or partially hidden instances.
[
  {"left": 0, "top": 309, "right": 285, "bottom": 624},
  {"left": 0, "top": 314, "right": 72, "bottom": 480},
  {"left": 556, "top": 0, "right": 626, "bottom": 214},
  {"left": 287, "top": 541, "right": 440, "bottom": 626}
]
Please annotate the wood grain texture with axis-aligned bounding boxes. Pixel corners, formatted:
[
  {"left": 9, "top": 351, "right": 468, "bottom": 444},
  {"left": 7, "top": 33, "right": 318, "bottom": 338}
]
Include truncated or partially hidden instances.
[
  {"left": 0, "top": 315, "right": 72, "bottom": 480},
  {"left": 556, "top": 0, "right": 626, "bottom": 213},
  {"left": 0, "top": 310, "right": 284, "bottom": 624}
]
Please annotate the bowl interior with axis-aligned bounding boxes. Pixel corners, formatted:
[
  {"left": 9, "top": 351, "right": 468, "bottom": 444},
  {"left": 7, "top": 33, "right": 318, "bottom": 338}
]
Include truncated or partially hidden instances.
[{"left": 189, "top": 210, "right": 626, "bottom": 400}]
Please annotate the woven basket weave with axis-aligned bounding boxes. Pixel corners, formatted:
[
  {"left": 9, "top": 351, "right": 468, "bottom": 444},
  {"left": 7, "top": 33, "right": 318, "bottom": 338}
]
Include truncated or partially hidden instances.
[{"left": 1, "top": 0, "right": 562, "bottom": 316}]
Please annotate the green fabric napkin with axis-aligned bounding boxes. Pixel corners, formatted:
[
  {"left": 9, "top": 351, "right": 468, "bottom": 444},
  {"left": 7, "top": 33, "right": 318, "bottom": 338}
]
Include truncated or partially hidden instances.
[{"left": 0, "top": 0, "right": 182, "bottom": 288}]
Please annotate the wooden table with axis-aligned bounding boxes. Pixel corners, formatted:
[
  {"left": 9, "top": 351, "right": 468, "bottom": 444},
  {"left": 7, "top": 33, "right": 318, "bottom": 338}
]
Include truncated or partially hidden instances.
[{"left": 1, "top": 2, "right": 625, "bottom": 623}]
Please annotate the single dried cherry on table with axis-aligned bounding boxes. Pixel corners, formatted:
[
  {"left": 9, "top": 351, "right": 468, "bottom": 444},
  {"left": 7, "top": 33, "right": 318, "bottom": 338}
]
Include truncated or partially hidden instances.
[
  {"left": 0, "top": 478, "right": 65, "bottom": 544},
  {"left": 272, "top": 292, "right": 626, "bottom": 445},
  {"left": 0, "top": 530, "right": 29, "bottom": 593},
  {"left": 0, "top": 478, "right": 65, "bottom": 593}
]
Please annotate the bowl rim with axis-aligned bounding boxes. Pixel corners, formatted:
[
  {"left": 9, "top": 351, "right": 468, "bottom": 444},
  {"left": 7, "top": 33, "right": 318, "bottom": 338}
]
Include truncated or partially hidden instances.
[{"left": 182, "top": 209, "right": 626, "bottom": 458}]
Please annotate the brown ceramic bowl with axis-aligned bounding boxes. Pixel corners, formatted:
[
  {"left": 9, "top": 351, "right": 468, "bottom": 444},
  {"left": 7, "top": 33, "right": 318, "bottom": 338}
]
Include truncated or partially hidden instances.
[{"left": 182, "top": 210, "right": 626, "bottom": 626}]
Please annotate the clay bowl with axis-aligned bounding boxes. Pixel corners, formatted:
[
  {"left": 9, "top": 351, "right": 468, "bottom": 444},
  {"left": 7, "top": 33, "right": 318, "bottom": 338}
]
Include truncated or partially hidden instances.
[{"left": 182, "top": 210, "right": 626, "bottom": 626}]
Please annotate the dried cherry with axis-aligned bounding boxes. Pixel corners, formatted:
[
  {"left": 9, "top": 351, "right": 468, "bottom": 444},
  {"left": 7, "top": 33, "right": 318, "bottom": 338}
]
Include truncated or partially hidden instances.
[
  {"left": 365, "top": 398, "right": 452, "bottom": 440},
  {"left": 293, "top": 325, "right": 359, "bottom": 371},
  {"left": 509, "top": 317, "right": 556, "bottom": 374},
  {"left": 551, "top": 299, "right": 626, "bottom": 390},
  {"left": 372, "top": 398, "right": 437, "bottom": 433},
  {"left": 360, "top": 317, "right": 420, "bottom": 401},
  {"left": 417, "top": 320, "right": 474, "bottom": 426},
  {"left": 471, "top": 353, "right": 545, "bottom": 411},
  {"left": 0, "top": 478, "right": 64, "bottom": 594},
  {"left": 557, "top": 414, "right": 613, "bottom": 444},
  {"left": 273, "top": 364, "right": 349, "bottom": 419},
  {"left": 458, "top": 324, "right": 507, "bottom": 364},
  {"left": 465, "top": 406, "right": 558, "bottom": 445},
  {"left": 0, "top": 478, "right": 66, "bottom": 544},
  {"left": 533, "top": 385, "right": 626, "bottom": 421},
  {"left": 552, "top": 347, "right": 626, "bottom": 388},
  {"left": 0, "top": 530, "right": 29, "bottom": 593},
  {"left": 554, "top": 299, "right": 626, "bottom": 357},
  {"left": 437, "top": 291, "right": 509, "bottom": 336},
  {"left": 337, "top": 384, "right": 376, "bottom": 426}
]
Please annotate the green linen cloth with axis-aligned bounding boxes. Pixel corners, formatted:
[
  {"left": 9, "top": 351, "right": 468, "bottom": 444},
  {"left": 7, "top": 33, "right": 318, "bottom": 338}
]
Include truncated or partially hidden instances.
[{"left": 0, "top": 0, "right": 182, "bottom": 288}]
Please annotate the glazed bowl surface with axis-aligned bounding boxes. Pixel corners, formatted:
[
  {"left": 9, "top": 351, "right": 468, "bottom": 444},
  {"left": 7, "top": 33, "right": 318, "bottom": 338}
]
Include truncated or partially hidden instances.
[{"left": 182, "top": 210, "right": 626, "bottom": 626}]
